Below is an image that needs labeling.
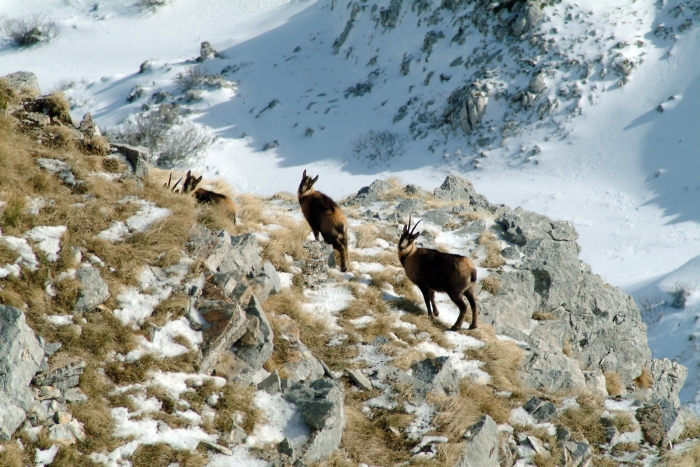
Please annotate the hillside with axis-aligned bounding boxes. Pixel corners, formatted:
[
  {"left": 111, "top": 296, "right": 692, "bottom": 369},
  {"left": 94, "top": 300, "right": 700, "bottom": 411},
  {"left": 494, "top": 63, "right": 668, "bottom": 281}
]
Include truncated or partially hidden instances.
[{"left": 1, "top": 78, "right": 699, "bottom": 466}]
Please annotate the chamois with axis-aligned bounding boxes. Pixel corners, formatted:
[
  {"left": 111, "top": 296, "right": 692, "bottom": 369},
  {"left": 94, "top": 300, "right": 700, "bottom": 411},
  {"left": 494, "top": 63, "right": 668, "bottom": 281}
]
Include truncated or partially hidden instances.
[
  {"left": 166, "top": 170, "right": 237, "bottom": 222},
  {"left": 298, "top": 170, "right": 349, "bottom": 272},
  {"left": 398, "top": 215, "right": 478, "bottom": 331}
]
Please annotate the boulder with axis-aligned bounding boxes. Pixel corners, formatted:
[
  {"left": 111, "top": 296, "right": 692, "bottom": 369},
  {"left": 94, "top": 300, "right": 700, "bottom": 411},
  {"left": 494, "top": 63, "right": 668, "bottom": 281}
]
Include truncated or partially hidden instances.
[
  {"left": 411, "top": 356, "right": 460, "bottom": 397},
  {"left": 74, "top": 266, "right": 110, "bottom": 312},
  {"left": 2, "top": 71, "right": 41, "bottom": 97},
  {"left": 198, "top": 41, "right": 221, "bottom": 61},
  {"left": 111, "top": 143, "right": 149, "bottom": 178},
  {"left": 0, "top": 305, "right": 44, "bottom": 441},
  {"left": 275, "top": 315, "right": 324, "bottom": 384},
  {"left": 647, "top": 358, "right": 687, "bottom": 407},
  {"left": 433, "top": 175, "right": 493, "bottom": 211},
  {"left": 510, "top": 1, "right": 543, "bottom": 37},
  {"left": 78, "top": 113, "right": 101, "bottom": 138},
  {"left": 283, "top": 378, "right": 346, "bottom": 465},
  {"left": 522, "top": 396, "right": 557, "bottom": 423},
  {"left": 379, "top": 0, "right": 402, "bottom": 28},
  {"left": 204, "top": 231, "right": 263, "bottom": 279},
  {"left": 32, "top": 357, "right": 86, "bottom": 391},
  {"left": 227, "top": 296, "right": 273, "bottom": 383},
  {"left": 455, "top": 415, "right": 499, "bottom": 467},
  {"left": 519, "top": 350, "right": 587, "bottom": 393}
]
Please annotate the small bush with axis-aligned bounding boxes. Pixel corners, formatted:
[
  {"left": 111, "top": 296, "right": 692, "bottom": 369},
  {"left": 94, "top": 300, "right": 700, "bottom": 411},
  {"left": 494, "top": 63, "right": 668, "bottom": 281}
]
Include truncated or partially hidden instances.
[
  {"left": 351, "top": 130, "right": 408, "bottom": 167},
  {"left": 3, "top": 14, "right": 59, "bottom": 47},
  {"left": 111, "top": 110, "right": 213, "bottom": 168},
  {"left": 664, "top": 281, "right": 696, "bottom": 309},
  {"left": 481, "top": 275, "right": 500, "bottom": 295},
  {"left": 176, "top": 65, "right": 216, "bottom": 91},
  {"left": 134, "top": 0, "right": 170, "bottom": 13}
]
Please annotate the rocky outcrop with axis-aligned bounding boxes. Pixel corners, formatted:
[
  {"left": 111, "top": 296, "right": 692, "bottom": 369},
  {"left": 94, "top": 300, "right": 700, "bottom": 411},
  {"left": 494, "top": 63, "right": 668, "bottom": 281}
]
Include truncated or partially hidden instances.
[
  {"left": 74, "top": 266, "right": 110, "bottom": 312},
  {"left": 455, "top": 415, "right": 499, "bottom": 467},
  {"left": 283, "top": 378, "right": 346, "bottom": 465},
  {"left": 0, "top": 305, "right": 44, "bottom": 441}
]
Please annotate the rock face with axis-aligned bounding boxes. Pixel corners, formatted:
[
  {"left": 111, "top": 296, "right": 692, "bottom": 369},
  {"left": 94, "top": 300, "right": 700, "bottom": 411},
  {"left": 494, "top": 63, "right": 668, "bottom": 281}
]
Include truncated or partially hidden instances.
[
  {"left": 2, "top": 71, "right": 41, "bottom": 97},
  {"left": 283, "top": 378, "right": 346, "bottom": 465},
  {"left": 74, "top": 266, "right": 110, "bottom": 312},
  {"left": 0, "top": 305, "right": 44, "bottom": 441},
  {"left": 111, "top": 143, "right": 149, "bottom": 178},
  {"left": 455, "top": 415, "right": 499, "bottom": 467}
]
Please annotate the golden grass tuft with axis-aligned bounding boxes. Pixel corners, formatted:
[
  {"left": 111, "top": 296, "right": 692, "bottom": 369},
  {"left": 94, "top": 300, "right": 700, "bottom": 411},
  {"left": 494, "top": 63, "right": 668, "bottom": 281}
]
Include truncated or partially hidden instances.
[
  {"left": 611, "top": 442, "right": 639, "bottom": 456},
  {"left": 213, "top": 381, "right": 260, "bottom": 434},
  {"left": 558, "top": 392, "right": 606, "bottom": 446},
  {"left": 0, "top": 441, "right": 29, "bottom": 467},
  {"left": 130, "top": 443, "right": 207, "bottom": 467},
  {"left": 354, "top": 223, "right": 377, "bottom": 248},
  {"left": 611, "top": 411, "right": 636, "bottom": 434},
  {"left": 464, "top": 326, "right": 524, "bottom": 393},
  {"left": 604, "top": 371, "right": 624, "bottom": 396},
  {"left": 236, "top": 193, "right": 268, "bottom": 226},
  {"left": 664, "top": 441, "right": 700, "bottom": 467},
  {"left": 43, "top": 92, "right": 73, "bottom": 125},
  {"left": 532, "top": 311, "right": 557, "bottom": 321},
  {"left": 261, "top": 217, "right": 310, "bottom": 271},
  {"left": 480, "top": 275, "right": 501, "bottom": 295},
  {"left": 477, "top": 230, "right": 505, "bottom": 269},
  {"left": 634, "top": 366, "right": 652, "bottom": 390}
]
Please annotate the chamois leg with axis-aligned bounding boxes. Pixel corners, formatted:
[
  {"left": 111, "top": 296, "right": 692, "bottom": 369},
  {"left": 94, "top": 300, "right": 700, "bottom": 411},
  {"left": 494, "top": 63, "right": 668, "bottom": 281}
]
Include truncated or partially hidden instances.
[
  {"left": 448, "top": 291, "right": 469, "bottom": 331},
  {"left": 418, "top": 286, "right": 434, "bottom": 317},
  {"left": 429, "top": 290, "right": 439, "bottom": 317},
  {"left": 312, "top": 229, "right": 320, "bottom": 241},
  {"left": 331, "top": 240, "right": 348, "bottom": 273},
  {"left": 464, "top": 287, "right": 478, "bottom": 330}
]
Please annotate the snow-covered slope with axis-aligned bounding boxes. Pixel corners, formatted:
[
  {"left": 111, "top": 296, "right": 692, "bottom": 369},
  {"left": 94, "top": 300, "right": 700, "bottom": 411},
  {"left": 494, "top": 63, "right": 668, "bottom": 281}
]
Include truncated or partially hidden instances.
[{"left": 2, "top": 0, "right": 700, "bottom": 405}]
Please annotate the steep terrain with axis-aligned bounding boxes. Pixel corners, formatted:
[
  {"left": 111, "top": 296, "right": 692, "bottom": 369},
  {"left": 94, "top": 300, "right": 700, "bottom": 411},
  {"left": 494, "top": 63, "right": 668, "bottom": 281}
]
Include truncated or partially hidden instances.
[{"left": 1, "top": 77, "right": 699, "bottom": 466}]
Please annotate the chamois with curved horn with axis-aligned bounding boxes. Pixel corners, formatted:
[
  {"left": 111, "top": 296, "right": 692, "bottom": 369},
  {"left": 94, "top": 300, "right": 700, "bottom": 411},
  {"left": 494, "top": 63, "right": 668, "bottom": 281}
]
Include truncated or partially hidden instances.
[
  {"left": 298, "top": 170, "right": 349, "bottom": 272},
  {"left": 166, "top": 170, "right": 237, "bottom": 223},
  {"left": 398, "top": 215, "right": 478, "bottom": 330}
]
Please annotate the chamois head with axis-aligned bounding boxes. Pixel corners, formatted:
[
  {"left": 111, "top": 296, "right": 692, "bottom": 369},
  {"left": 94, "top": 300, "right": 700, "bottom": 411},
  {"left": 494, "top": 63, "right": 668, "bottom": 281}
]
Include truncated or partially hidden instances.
[
  {"left": 398, "top": 215, "right": 422, "bottom": 256},
  {"left": 298, "top": 169, "right": 319, "bottom": 198}
]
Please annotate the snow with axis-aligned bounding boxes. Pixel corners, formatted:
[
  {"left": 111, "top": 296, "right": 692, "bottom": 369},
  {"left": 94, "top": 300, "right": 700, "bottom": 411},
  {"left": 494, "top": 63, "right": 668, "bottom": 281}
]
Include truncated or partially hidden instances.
[
  {"left": 4, "top": 0, "right": 700, "bottom": 445},
  {"left": 111, "top": 406, "right": 216, "bottom": 449},
  {"left": 96, "top": 198, "right": 171, "bottom": 242},
  {"left": 127, "top": 317, "right": 203, "bottom": 361},
  {"left": 45, "top": 315, "right": 74, "bottom": 326},
  {"left": 34, "top": 444, "right": 59, "bottom": 466},
  {"left": 246, "top": 391, "right": 310, "bottom": 450},
  {"left": 24, "top": 226, "right": 67, "bottom": 262}
]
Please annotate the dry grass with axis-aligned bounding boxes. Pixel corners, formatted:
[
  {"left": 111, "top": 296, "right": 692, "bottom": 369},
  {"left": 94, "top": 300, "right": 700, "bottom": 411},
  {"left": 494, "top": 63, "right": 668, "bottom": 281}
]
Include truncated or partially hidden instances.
[
  {"left": 464, "top": 326, "right": 525, "bottom": 393},
  {"left": 611, "top": 442, "right": 639, "bottom": 456},
  {"left": 480, "top": 275, "right": 501, "bottom": 295},
  {"left": 604, "top": 371, "right": 624, "bottom": 396},
  {"left": 354, "top": 223, "right": 377, "bottom": 248},
  {"left": 430, "top": 380, "right": 512, "bottom": 441},
  {"left": 0, "top": 441, "right": 30, "bottom": 467},
  {"left": 634, "top": 366, "right": 652, "bottom": 390},
  {"left": 563, "top": 338, "right": 572, "bottom": 357},
  {"left": 664, "top": 442, "right": 700, "bottom": 467},
  {"left": 532, "top": 311, "right": 556, "bottom": 321},
  {"left": 558, "top": 393, "right": 607, "bottom": 446},
  {"left": 236, "top": 193, "right": 268, "bottom": 226},
  {"left": 261, "top": 217, "right": 309, "bottom": 271},
  {"left": 611, "top": 411, "right": 636, "bottom": 434},
  {"left": 131, "top": 443, "right": 207, "bottom": 467},
  {"left": 477, "top": 230, "right": 505, "bottom": 269}
]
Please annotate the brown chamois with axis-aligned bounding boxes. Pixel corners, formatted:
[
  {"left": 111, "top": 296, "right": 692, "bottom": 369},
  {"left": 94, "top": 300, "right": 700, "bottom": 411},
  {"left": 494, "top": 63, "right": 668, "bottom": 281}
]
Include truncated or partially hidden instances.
[
  {"left": 298, "top": 170, "right": 349, "bottom": 272},
  {"left": 166, "top": 170, "right": 237, "bottom": 223},
  {"left": 398, "top": 215, "right": 478, "bottom": 331}
]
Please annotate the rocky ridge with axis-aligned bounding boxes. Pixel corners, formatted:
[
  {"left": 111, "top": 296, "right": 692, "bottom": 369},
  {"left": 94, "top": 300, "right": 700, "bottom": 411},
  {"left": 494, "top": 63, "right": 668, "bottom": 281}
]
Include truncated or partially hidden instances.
[{"left": 1, "top": 73, "right": 698, "bottom": 466}]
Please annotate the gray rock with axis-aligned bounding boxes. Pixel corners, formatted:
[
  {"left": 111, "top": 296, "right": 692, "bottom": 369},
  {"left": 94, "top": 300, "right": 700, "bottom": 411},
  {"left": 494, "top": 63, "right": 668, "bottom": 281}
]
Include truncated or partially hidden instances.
[
  {"left": 230, "top": 296, "right": 273, "bottom": 382},
  {"left": 111, "top": 143, "right": 149, "bottom": 178},
  {"left": 33, "top": 358, "right": 85, "bottom": 391},
  {"left": 479, "top": 271, "right": 538, "bottom": 332},
  {"left": 63, "top": 388, "right": 88, "bottom": 404},
  {"left": 74, "top": 266, "right": 110, "bottom": 312},
  {"left": 433, "top": 175, "right": 493, "bottom": 211},
  {"left": 379, "top": 0, "right": 402, "bottom": 28},
  {"left": 411, "top": 356, "right": 460, "bottom": 397},
  {"left": 421, "top": 209, "right": 454, "bottom": 227},
  {"left": 0, "top": 305, "right": 44, "bottom": 441},
  {"left": 283, "top": 378, "right": 346, "bottom": 464},
  {"left": 404, "top": 184, "right": 429, "bottom": 197},
  {"left": 562, "top": 440, "right": 591, "bottom": 467},
  {"left": 358, "top": 179, "right": 392, "bottom": 198},
  {"left": 519, "top": 350, "right": 587, "bottom": 393},
  {"left": 501, "top": 246, "right": 520, "bottom": 260},
  {"left": 278, "top": 437, "right": 295, "bottom": 458},
  {"left": 2, "top": 71, "right": 40, "bottom": 97},
  {"left": 249, "top": 260, "right": 281, "bottom": 302},
  {"left": 443, "top": 83, "right": 489, "bottom": 135},
  {"left": 347, "top": 369, "right": 373, "bottom": 391},
  {"left": 522, "top": 396, "right": 557, "bottom": 423},
  {"left": 455, "top": 219, "right": 487, "bottom": 236},
  {"left": 455, "top": 415, "right": 499, "bottom": 467},
  {"left": 510, "top": 1, "right": 543, "bottom": 37},
  {"left": 205, "top": 232, "right": 263, "bottom": 279},
  {"left": 199, "top": 41, "right": 221, "bottom": 61},
  {"left": 396, "top": 198, "right": 424, "bottom": 214},
  {"left": 527, "top": 73, "right": 547, "bottom": 95},
  {"left": 648, "top": 358, "right": 687, "bottom": 407},
  {"left": 257, "top": 370, "right": 281, "bottom": 394},
  {"left": 332, "top": 4, "right": 360, "bottom": 55},
  {"left": 78, "top": 113, "right": 101, "bottom": 138}
]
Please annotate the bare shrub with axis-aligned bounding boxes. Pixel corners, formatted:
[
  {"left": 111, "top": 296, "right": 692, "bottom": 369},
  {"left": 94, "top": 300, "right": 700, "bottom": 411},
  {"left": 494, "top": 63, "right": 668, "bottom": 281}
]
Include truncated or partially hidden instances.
[
  {"left": 351, "top": 130, "right": 408, "bottom": 167},
  {"left": 3, "top": 14, "right": 59, "bottom": 47},
  {"left": 638, "top": 294, "right": 666, "bottom": 315},
  {"left": 111, "top": 110, "right": 213, "bottom": 167},
  {"left": 134, "top": 0, "right": 170, "bottom": 13},
  {"left": 176, "top": 65, "right": 216, "bottom": 91},
  {"left": 664, "top": 281, "right": 696, "bottom": 309}
]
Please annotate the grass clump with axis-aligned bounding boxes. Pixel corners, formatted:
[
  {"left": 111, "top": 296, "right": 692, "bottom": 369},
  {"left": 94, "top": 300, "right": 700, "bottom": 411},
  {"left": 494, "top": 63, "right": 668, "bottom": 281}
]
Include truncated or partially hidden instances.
[
  {"left": 558, "top": 393, "right": 607, "bottom": 446},
  {"left": 3, "top": 14, "right": 59, "bottom": 47},
  {"left": 130, "top": 443, "right": 206, "bottom": 467},
  {"left": 480, "top": 275, "right": 500, "bottom": 295},
  {"left": 464, "top": 326, "right": 524, "bottom": 393},
  {"left": 604, "top": 371, "right": 623, "bottom": 396},
  {"left": 477, "top": 231, "right": 505, "bottom": 269}
]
